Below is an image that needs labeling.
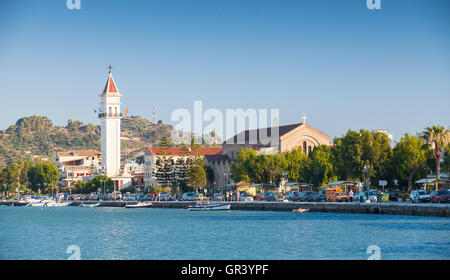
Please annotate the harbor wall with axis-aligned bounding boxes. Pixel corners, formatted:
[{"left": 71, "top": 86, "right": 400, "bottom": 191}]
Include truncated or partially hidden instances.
[
  {"left": 150, "top": 201, "right": 450, "bottom": 217},
  {"left": 1, "top": 200, "right": 449, "bottom": 217}
]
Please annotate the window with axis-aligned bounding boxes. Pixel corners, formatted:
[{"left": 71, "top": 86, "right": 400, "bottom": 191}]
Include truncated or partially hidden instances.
[
  {"left": 109, "top": 107, "right": 112, "bottom": 116},
  {"left": 308, "top": 146, "right": 312, "bottom": 154},
  {"left": 303, "top": 141, "right": 307, "bottom": 154}
]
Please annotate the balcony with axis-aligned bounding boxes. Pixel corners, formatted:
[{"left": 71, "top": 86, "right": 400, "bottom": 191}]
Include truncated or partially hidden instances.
[{"left": 98, "top": 112, "right": 123, "bottom": 118}]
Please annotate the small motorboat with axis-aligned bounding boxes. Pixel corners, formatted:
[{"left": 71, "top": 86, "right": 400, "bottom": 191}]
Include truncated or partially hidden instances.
[
  {"left": 29, "top": 201, "right": 47, "bottom": 207},
  {"left": 125, "top": 202, "right": 153, "bottom": 208},
  {"left": 188, "top": 202, "right": 231, "bottom": 211},
  {"left": 11, "top": 201, "right": 30, "bottom": 207},
  {"left": 293, "top": 208, "right": 310, "bottom": 213},
  {"left": 81, "top": 202, "right": 100, "bottom": 208}
]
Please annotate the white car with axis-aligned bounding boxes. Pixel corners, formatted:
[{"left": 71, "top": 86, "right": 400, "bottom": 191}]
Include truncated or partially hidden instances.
[
  {"left": 410, "top": 190, "right": 431, "bottom": 203},
  {"left": 238, "top": 192, "right": 254, "bottom": 202}
]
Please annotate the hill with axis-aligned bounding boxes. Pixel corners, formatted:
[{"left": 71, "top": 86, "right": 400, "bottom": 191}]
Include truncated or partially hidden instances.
[{"left": 0, "top": 115, "right": 173, "bottom": 167}]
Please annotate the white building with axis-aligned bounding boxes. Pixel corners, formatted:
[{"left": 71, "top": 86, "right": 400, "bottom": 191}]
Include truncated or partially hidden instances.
[
  {"left": 143, "top": 146, "right": 223, "bottom": 187},
  {"left": 56, "top": 150, "right": 101, "bottom": 188},
  {"left": 98, "top": 68, "right": 131, "bottom": 191}
]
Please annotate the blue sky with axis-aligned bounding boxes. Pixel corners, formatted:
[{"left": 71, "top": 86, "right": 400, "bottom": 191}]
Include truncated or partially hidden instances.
[{"left": 0, "top": 0, "right": 449, "bottom": 142}]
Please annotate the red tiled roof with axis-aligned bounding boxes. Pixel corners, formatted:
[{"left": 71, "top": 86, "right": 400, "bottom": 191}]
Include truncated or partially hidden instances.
[
  {"left": 147, "top": 147, "right": 222, "bottom": 156},
  {"left": 102, "top": 72, "right": 119, "bottom": 94},
  {"left": 57, "top": 150, "right": 101, "bottom": 157}
]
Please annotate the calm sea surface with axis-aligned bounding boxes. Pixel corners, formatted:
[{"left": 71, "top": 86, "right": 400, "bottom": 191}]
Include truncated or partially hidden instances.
[{"left": 0, "top": 207, "right": 449, "bottom": 260}]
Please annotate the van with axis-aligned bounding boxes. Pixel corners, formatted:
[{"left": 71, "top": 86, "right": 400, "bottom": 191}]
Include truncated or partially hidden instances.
[{"left": 325, "top": 188, "right": 350, "bottom": 202}]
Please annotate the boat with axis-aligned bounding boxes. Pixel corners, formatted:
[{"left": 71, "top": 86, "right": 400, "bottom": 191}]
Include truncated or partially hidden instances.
[
  {"left": 188, "top": 202, "right": 231, "bottom": 211},
  {"left": 11, "top": 201, "right": 30, "bottom": 207},
  {"left": 29, "top": 201, "right": 47, "bottom": 207},
  {"left": 30, "top": 199, "right": 70, "bottom": 207},
  {"left": 293, "top": 208, "right": 309, "bottom": 213},
  {"left": 125, "top": 202, "right": 153, "bottom": 208},
  {"left": 81, "top": 202, "right": 100, "bottom": 207}
]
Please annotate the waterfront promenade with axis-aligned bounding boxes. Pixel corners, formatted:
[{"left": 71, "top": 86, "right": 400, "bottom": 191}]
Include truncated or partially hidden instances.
[{"left": 2, "top": 200, "right": 449, "bottom": 217}]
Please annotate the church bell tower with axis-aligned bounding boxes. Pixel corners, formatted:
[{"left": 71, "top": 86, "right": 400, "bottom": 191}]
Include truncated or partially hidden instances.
[{"left": 99, "top": 66, "right": 122, "bottom": 177}]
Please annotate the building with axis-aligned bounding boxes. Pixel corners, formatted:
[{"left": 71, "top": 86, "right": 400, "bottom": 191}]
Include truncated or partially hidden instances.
[
  {"left": 98, "top": 68, "right": 132, "bottom": 191},
  {"left": 56, "top": 150, "right": 101, "bottom": 188},
  {"left": 222, "top": 122, "right": 331, "bottom": 160},
  {"left": 204, "top": 154, "right": 232, "bottom": 191},
  {"left": 143, "top": 146, "right": 222, "bottom": 187}
]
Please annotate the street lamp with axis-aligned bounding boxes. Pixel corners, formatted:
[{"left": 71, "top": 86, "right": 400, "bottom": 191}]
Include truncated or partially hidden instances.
[
  {"left": 363, "top": 163, "right": 370, "bottom": 203},
  {"left": 424, "top": 166, "right": 430, "bottom": 191}
]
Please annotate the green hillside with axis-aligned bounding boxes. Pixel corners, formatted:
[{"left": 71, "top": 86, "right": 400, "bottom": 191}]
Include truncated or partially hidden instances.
[{"left": 0, "top": 115, "right": 173, "bottom": 167}]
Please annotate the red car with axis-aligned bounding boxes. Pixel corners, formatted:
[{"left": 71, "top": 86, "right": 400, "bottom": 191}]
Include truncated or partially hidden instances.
[{"left": 430, "top": 190, "right": 450, "bottom": 203}]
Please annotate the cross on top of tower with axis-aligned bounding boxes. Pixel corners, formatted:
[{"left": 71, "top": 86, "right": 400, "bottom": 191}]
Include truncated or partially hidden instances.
[{"left": 302, "top": 113, "right": 308, "bottom": 124}]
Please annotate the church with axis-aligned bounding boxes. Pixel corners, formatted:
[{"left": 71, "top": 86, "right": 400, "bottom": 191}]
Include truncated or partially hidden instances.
[
  {"left": 197, "top": 120, "right": 330, "bottom": 191},
  {"left": 98, "top": 68, "right": 132, "bottom": 191},
  {"left": 222, "top": 121, "right": 331, "bottom": 160}
]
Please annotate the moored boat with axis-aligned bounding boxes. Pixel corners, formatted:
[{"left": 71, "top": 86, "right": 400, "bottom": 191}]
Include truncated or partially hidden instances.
[
  {"left": 81, "top": 202, "right": 100, "bottom": 207},
  {"left": 188, "top": 202, "right": 231, "bottom": 211},
  {"left": 11, "top": 201, "right": 30, "bottom": 207},
  {"left": 125, "top": 202, "right": 153, "bottom": 208},
  {"left": 293, "top": 208, "right": 309, "bottom": 213}
]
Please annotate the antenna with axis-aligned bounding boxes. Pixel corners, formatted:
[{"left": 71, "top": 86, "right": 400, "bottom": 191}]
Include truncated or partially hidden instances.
[{"left": 153, "top": 105, "right": 156, "bottom": 123}]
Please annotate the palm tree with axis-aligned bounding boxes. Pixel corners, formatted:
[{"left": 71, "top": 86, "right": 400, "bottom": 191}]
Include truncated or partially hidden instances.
[{"left": 422, "top": 125, "right": 450, "bottom": 189}]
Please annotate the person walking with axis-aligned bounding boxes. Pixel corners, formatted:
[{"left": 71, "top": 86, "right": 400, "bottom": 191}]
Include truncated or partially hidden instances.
[{"left": 349, "top": 189, "right": 354, "bottom": 202}]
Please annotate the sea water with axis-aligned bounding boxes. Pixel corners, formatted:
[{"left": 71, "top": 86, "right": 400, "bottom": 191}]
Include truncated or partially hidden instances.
[{"left": 0, "top": 207, "right": 449, "bottom": 260}]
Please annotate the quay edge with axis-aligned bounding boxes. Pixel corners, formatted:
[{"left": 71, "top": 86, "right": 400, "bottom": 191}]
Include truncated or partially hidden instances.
[{"left": 1, "top": 201, "right": 448, "bottom": 217}]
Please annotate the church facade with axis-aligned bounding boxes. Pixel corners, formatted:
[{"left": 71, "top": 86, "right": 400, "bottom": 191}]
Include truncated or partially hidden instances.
[{"left": 222, "top": 122, "right": 331, "bottom": 160}]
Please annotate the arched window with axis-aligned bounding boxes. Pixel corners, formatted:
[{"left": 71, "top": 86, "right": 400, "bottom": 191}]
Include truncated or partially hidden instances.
[
  {"left": 303, "top": 141, "right": 307, "bottom": 154},
  {"left": 109, "top": 107, "right": 112, "bottom": 116},
  {"left": 308, "top": 146, "right": 312, "bottom": 154}
]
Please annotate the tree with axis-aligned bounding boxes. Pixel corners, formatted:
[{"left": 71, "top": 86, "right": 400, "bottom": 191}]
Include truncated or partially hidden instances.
[
  {"left": 230, "top": 148, "right": 258, "bottom": 183},
  {"left": 155, "top": 136, "right": 175, "bottom": 187},
  {"left": 83, "top": 175, "right": 114, "bottom": 194},
  {"left": 308, "top": 145, "right": 336, "bottom": 187},
  {"left": 422, "top": 125, "right": 450, "bottom": 185},
  {"left": 443, "top": 144, "right": 450, "bottom": 173},
  {"left": 0, "top": 164, "right": 20, "bottom": 195},
  {"left": 283, "top": 148, "right": 309, "bottom": 183},
  {"left": 332, "top": 129, "right": 392, "bottom": 185},
  {"left": 187, "top": 164, "right": 206, "bottom": 193},
  {"left": 27, "top": 162, "right": 59, "bottom": 193},
  {"left": 17, "top": 160, "right": 35, "bottom": 188},
  {"left": 391, "top": 134, "right": 428, "bottom": 191}
]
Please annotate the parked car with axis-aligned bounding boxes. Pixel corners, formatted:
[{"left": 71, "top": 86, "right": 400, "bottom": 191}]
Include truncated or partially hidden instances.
[
  {"left": 297, "top": 191, "right": 308, "bottom": 202},
  {"left": 158, "top": 192, "right": 172, "bottom": 201},
  {"left": 327, "top": 192, "right": 350, "bottom": 202},
  {"left": 182, "top": 192, "right": 197, "bottom": 201},
  {"left": 356, "top": 190, "right": 382, "bottom": 202},
  {"left": 286, "top": 191, "right": 301, "bottom": 201},
  {"left": 239, "top": 192, "right": 254, "bottom": 202},
  {"left": 213, "top": 193, "right": 224, "bottom": 201},
  {"left": 304, "top": 191, "right": 319, "bottom": 202},
  {"left": 410, "top": 190, "right": 431, "bottom": 203},
  {"left": 317, "top": 189, "right": 327, "bottom": 202},
  {"left": 264, "top": 192, "right": 276, "bottom": 201},
  {"left": 388, "top": 191, "right": 400, "bottom": 201},
  {"left": 430, "top": 190, "right": 450, "bottom": 203}
]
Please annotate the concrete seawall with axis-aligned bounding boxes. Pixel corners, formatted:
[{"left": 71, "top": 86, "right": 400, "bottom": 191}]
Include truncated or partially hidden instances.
[
  {"left": 2, "top": 200, "right": 449, "bottom": 217},
  {"left": 150, "top": 201, "right": 450, "bottom": 217}
]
